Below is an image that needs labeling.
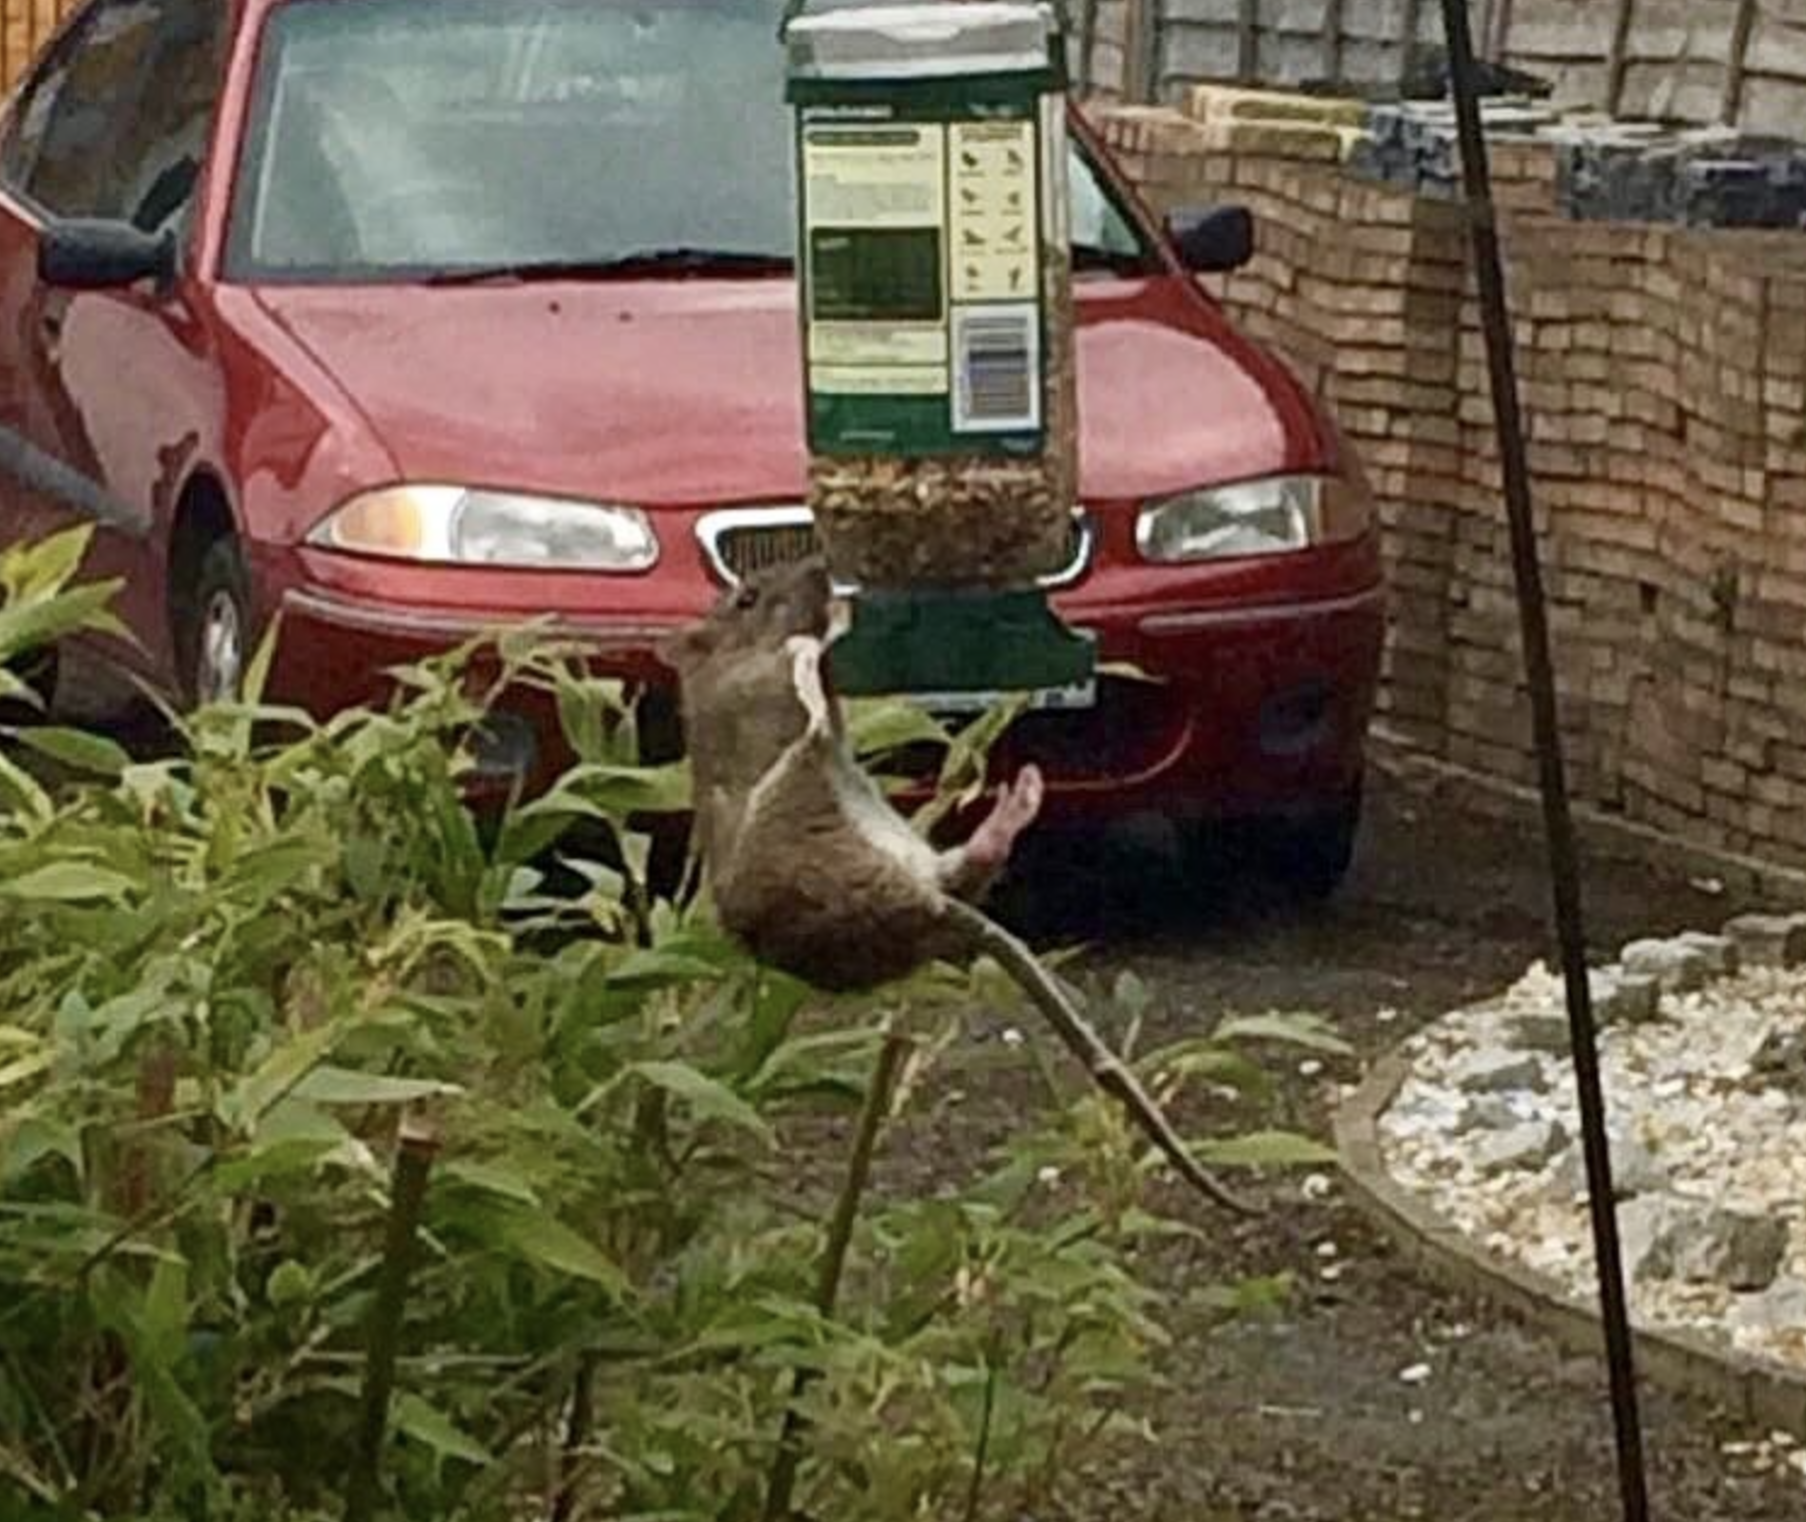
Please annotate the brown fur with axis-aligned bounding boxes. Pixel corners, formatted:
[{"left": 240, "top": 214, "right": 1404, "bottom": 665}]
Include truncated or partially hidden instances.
[{"left": 661, "top": 557, "right": 1039, "bottom": 991}]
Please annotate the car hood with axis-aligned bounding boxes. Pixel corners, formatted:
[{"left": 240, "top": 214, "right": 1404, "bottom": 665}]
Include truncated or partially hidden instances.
[{"left": 245, "top": 276, "right": 1325, "bottom": 508}]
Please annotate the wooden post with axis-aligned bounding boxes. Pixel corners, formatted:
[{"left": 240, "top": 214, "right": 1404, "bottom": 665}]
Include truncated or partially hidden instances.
[
  {"left": 1605, "top": 0, "right": 1637, "bottom": 117},
  {"left": 1236, "top": 0, "right": 1259, "bottom": 83},
  {"left": 1488, "top": 0, "right": 1515, "bottom": 62},
  {"left": 1398, "top": 0, "right": 1424, "bottom": 88},
  {"left": 1077, "top": 0, "right": 1100, "bottom": 97},
  {"left": 1723, "top": 0, "right": 1759, "bottom": 125},
  {"left": 343, "top": 1121, "right": 439, "bottom": 1522},
  {"left": 1122, "top": 0, "right": 1156, "bottom": 102},
  {"left": 1323, "top": 0, "right": 1346, "bottom": 84}
]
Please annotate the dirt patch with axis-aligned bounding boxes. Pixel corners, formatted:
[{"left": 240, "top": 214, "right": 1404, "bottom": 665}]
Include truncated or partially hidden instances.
[{"left": 899, "top": 771, "right": 1806, "bottom": 1519}]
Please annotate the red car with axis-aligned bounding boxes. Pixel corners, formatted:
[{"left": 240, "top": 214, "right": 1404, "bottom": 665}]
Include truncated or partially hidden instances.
[{"left": 0, "top": 0, "right": 1383, "bottom": 895}]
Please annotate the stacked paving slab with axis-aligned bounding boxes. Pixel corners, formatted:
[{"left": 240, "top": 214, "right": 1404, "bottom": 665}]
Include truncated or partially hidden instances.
[{"left": 1088, "top": 86, "right": 1806, "bottom": 868}]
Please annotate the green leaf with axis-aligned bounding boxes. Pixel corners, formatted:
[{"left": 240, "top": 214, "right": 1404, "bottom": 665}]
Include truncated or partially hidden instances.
[
  {"left": 0, "top": 1047, "right": 52, "bottom": 1093},
  {"left": 629, "top": 1061, "right": 773, "bottom": 1146},
  {"left": 0, "top": 751, "right": 52, "bottom": 821},
  {"left": 2, "top": 523, "right": 90, "bottom": 600},
  {"left": 392, "top": 1392, "right": 493, "bottom": 1466},
  {"left": 0, "top": 860, "right": 137, "bottom": 902},
  {"left": 291, "top": 1066, "right": 463, "bottom": 1106},
  {"left": 498, "top": 1213, "right": 629, "bottom": 1295},
  {"left": 845, "top": 697, "right": 949, "bottom": 760},
  {"left": 266, "top": 1260, "right": 313, "bottom": 1309},
  {"left": 1192, "top": 1130, "right": 1338, "bottom": 1169},
  {"left": 1112, "top": 969, "right": 1153, "bottom": 1018},
  {"left": 1213, "top": 1011, "right": 1354, "bottom": 1055},
  {"left": 220, "top": 1020, "right": 345, "bottom": 1130},
  {"left": 8, "top": 726, "right": 130, "bottom": 777},
  {"left": 142, "top": 1255, "right": 190, "bottom": 1365},
  {"left": 3, "top": 1114, "right": 82, "bottom": 1180},
  {"left": 219, "top": 834, "right": 336, "bottom": 904},
  {"left": 241, "top": 611, "right": 282, "bottom": 706},
  {"left": 442, "top": 1158, "right": 540, "bottom": 1206}
]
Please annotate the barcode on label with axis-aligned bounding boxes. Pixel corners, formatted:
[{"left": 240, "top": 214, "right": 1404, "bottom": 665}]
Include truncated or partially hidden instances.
[{"left": 952, "top": 305, "right": 1040, "bottom": 433}]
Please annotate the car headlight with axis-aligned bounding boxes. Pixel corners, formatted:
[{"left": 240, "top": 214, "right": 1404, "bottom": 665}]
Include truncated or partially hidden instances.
[
  {"left": 1135, "top": 474, "right": 1371, "bottom": 563},
  {"left": 308, "top": 485, "right": 659, "bottom": 571}
]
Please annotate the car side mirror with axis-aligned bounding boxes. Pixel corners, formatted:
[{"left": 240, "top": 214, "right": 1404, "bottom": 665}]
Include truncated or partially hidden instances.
[
  {"left": 1167, "top": 205, "right": 1254, "bottom": 274},
  {"left": 39, "top": 219, "right": 175, "bottom": 290}
]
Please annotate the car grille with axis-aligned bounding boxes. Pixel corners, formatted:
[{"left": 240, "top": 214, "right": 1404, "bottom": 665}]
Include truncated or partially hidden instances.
[{"left": 696, "top": 506, "right": 1092, "bottom": 589}]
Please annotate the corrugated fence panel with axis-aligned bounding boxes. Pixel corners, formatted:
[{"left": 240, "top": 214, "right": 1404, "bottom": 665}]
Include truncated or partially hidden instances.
[{"left": 1084, "top": 0, "right": 1806, "bottom": 135}]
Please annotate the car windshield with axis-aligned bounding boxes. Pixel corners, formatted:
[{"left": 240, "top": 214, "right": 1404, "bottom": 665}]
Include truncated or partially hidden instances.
[{"left": 225, "top": 0, "right": 1148, "bottom": 282}]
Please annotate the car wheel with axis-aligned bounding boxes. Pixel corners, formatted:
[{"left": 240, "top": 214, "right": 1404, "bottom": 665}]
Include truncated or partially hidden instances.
[
  {"left": 1263, "top": 778, "right": 1364, "bottom": 902},
  {"left": 178, "top": 537, "right": 252, "bottom": 708}
]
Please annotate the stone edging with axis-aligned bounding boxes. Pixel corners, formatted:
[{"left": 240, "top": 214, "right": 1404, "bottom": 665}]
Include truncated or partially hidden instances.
[{"left": 1333, "top": 1040, "right": 1806, "bottom": 1434}]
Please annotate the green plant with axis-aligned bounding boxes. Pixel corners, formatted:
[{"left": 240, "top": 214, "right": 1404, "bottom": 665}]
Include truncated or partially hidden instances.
[{"left": 0, "top": 540, "right": 1344, "bottom": 1520}]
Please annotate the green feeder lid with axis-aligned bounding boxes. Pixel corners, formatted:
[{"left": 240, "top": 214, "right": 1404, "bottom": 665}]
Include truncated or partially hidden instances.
[{"left": 828, "top": 586, "right": 1095, "bottom": 699}]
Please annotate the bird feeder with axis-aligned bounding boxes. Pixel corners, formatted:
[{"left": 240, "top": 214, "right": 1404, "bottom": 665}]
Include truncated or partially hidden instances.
[{"left": 783, "top": 0, "right": 1094, "bottom": 699}]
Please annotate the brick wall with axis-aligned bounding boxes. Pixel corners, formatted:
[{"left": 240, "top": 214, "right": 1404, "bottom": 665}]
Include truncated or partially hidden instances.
[{"left": 1091, "top": 87, "right": 1806, "bottom": 867}]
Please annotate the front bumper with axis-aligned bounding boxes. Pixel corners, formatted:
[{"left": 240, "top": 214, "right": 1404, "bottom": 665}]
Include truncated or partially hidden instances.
[{"left": 267, "top": 566, "right": 1385, "bottom": 824}]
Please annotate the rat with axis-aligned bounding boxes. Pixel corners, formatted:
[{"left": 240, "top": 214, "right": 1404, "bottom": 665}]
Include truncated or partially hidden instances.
[{"left": 660, "top": 556, "right": 1256, "bottom": 1216}]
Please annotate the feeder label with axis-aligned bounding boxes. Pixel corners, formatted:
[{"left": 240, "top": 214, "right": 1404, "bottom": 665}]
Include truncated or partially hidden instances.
[{"left": 799, "top": 103, "right": 1045, "bottom": 454}]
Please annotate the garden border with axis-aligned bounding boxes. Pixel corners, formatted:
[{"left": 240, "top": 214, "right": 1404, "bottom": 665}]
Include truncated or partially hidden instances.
[{"left": 1333, "top": 1036, "right": 1806, "bottom": 1436}]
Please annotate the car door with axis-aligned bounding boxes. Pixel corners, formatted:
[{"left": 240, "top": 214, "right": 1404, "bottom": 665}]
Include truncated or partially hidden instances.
[{"left": 0, "top": 0, "right": 228, "bottom": 675}]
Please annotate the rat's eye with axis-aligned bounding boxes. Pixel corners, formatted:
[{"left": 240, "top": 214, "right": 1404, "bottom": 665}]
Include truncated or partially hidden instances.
[{"left": 734, "top": 585, "right": 760, "bottom": 610}]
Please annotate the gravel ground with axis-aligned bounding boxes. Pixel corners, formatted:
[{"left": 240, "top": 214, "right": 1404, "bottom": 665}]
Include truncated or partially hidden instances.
[{"left": 910, "top": 765, "right": 1806, "bottom": 1521}]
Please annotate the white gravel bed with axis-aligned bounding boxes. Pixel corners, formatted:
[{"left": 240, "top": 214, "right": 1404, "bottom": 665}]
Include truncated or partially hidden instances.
[{"left": 1377, "top": 943, "right": 1806, "bottom": 1372}]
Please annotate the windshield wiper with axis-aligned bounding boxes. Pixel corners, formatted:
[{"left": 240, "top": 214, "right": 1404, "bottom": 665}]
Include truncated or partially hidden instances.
[{"left": 424, "top": 248, "right": 792, "bottom": 286}]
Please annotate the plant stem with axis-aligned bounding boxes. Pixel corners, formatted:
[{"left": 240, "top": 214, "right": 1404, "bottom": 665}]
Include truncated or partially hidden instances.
[
  {"left": 344, "top": 1117, "right": 439, "bottom": 1522},
  {"left": 762, "top": 1027, "right": 909, "bottom": 1522},
  {"left": 961, "top": 1347, "right": 1000, "bottom": 1522},
  {"left": 548, "top": 1352, "right": 597, "bottom": 1522}
]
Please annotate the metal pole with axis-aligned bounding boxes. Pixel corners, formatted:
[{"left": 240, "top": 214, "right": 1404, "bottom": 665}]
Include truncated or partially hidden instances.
[{"left": 1435, "top": 4, "right": 1651, "bottom": 1522}]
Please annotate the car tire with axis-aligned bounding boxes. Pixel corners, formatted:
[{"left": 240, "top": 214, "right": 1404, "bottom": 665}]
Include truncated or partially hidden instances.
[
  {"left": 176, "top": 536, "right": 252, "bottom": 708},
  {"left": 1262, "top": 777, "right": 1364, "bottom": 902}
]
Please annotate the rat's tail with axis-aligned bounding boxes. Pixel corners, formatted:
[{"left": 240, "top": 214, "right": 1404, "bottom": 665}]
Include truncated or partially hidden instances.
[{"left": 940, "top": 898, "right": 1260, "bottom": 1217}]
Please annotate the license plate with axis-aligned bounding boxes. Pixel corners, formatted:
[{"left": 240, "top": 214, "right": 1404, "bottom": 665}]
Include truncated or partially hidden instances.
[{"left": 903, "top": 679, "right": 1097, "bottom": 716}]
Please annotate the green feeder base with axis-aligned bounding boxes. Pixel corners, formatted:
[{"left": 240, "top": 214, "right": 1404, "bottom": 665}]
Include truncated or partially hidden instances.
[{"left": 828, "top": 587, "right": 1096, "bottom": 700}]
